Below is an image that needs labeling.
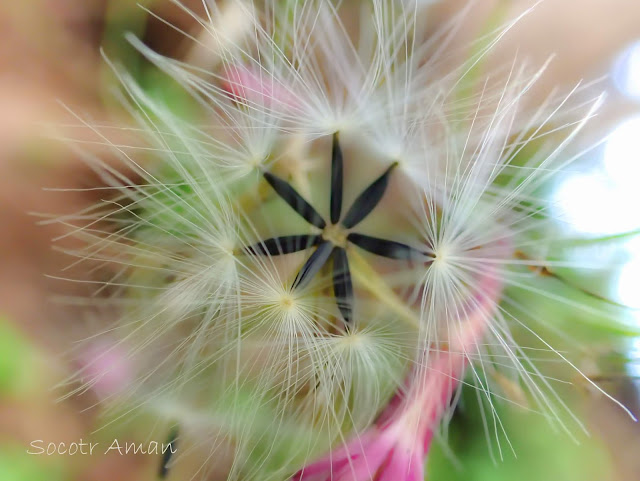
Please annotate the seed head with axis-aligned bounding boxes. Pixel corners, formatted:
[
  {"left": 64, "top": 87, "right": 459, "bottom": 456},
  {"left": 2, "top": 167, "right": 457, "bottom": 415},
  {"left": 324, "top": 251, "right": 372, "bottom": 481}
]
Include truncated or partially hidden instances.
[{"left": 53, "top": 1, "right": 636, "bottom": 480}]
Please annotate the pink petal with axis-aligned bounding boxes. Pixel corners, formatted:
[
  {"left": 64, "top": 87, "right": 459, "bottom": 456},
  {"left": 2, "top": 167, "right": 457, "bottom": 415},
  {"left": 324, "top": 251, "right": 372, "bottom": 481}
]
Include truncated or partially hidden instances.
[
  {"left": 78, "top": 341, "right": 133, "bottom": 399},
  {"left": 376, "top": 447, "right": 424, "bottom": 481},
  {"left": 222, "top": 66, "right": 298, "bottom": 109},
  {"left": 293, "top": 430, "right": 393, "bottom": 481}
]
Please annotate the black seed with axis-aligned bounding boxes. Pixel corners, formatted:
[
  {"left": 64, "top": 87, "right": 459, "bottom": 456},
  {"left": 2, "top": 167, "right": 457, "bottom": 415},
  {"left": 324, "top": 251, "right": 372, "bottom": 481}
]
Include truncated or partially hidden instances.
[
  {"left": 330, "top": 132, "right": 343, "bottom": 224},
  {"left": 332, "top": 247, "right": 354, "bottom": 326},
  {"left": 158, "top": 426, "right": 179, "bottom": 479},
  {"left": 341, "top": 162, "right": 398, "bottom": 228},
  {"left": 264, "top": 172, "right": 326, "bottom": 229},
  {"left": 292, "top": 241, "right": 334, "bottom": 290},
  {"left": 245, "top": 235, "right": 322, "bottom": 256},
  {"left": 347, "top": 233, "right": 420, "bottom": 260}
]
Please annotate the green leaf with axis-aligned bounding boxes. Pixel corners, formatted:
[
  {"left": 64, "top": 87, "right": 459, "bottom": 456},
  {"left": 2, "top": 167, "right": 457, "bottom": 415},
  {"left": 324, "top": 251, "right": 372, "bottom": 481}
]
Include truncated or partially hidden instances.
[
  {"left": 0, "top": 442, "right": 66, "bottom": 481},
  {"left": 428, "top": 392, "right": 613, "bottom": 481},
  {"left": 505, "top": 266, "right": 640, "bottom": 338},
  {"left": 0, "top": 317, "right": 36, "bottom": 396}
]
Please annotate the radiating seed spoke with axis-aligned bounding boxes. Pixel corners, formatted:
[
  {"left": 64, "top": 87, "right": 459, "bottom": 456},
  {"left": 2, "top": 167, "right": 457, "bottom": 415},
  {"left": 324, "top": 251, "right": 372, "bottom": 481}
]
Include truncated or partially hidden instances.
[
  {"left": 264, "top": 172, "right": 326, "bottom": 229},
  {"left": 246, "top": 235, "right": 322, "bottom": 256},
  {"left": 255, "top": 139, "right": 408, "bottom": 328},
  {"left": 292, "top": 241, "right": 334, "bottom": 290},
  {"left": 341, "top": 162, "right": 398, "bottom": 228},
  {"left": 330, "top": 132, "right": 344, "bottom": 224},
  {"left": 332, "top": 247, "right": 354, "bottom": 326},
  {"left": 347, "top": 232, "right": 421, "bottom": 260}
]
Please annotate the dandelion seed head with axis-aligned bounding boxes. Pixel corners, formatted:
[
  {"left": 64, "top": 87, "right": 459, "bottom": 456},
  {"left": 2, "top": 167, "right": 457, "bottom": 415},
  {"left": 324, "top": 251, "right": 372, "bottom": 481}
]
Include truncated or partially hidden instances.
[
  {"left": 432, "top": 243, "right": 453, "bottom": 269},
  {"left": 49, "top": 1, "right": 636, "bottom": 479}
]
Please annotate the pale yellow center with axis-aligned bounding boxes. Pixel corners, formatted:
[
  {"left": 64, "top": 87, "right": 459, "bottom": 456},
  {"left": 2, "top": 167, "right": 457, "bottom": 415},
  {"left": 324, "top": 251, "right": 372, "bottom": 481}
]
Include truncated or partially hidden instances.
[
  {"left": 322, "top": 223, "right": 348, "bottom": 247},
  {"left": 279, "top": 295, "right": 295, "bottom": 310}
]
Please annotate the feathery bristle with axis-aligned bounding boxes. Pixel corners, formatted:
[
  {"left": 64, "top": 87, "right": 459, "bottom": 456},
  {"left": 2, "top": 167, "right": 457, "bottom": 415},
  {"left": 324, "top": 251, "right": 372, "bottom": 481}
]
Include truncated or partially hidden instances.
[{"left": 48, "top": 1, "right": 637, "bottom": 480}]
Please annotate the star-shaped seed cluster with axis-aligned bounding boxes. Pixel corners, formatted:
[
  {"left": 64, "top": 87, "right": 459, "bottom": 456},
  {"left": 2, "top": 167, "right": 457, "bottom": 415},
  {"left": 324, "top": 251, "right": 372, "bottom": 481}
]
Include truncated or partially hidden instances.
[{"left": 247, "top": 133, "right": 421, "bottom": 327}]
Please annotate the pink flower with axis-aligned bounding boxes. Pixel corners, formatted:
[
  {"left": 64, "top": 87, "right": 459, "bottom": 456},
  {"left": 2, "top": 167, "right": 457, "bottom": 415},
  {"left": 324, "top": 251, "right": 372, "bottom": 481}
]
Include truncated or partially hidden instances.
[
  {"left": 292, "top": 424, "right": 424, "bottom": 481},
  {"left": 292, "top": 241, "right": 509, "bottom": 481},
  {"left": 77, "top": 341, "right": 134, "bottom": 400},
  {"left": 222, "top": 65, "right": 299, "bottom": 110},
  {"left": 291, "top": 349, "right": 466, "bottom": 481}
]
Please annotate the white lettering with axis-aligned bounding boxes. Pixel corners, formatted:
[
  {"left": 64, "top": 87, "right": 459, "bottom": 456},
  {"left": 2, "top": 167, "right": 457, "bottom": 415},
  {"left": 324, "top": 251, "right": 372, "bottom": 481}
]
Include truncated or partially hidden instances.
[
  {"left": 27, "top": 440, "right": 44, "bottom": 455},
  {"left": 125, "top": 442, "right": 146, "bottom": 455},
  {"left": 104, "top": 439, "right": 123, "bottom": 455},
  {"left": 148, "top": 441, "right": 158, "bottom": 455}
]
